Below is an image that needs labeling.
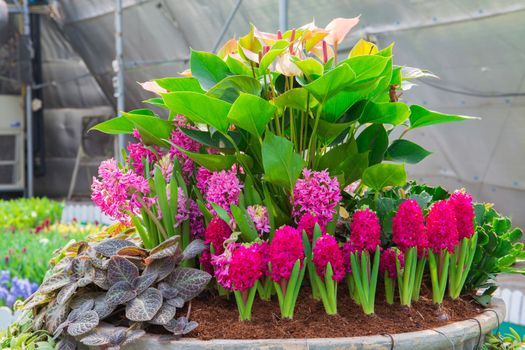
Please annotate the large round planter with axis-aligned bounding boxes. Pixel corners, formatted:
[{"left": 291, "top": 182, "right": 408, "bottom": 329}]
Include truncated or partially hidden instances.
[{"left": 84, "top": 298, "right": 505, "bottom": 350}]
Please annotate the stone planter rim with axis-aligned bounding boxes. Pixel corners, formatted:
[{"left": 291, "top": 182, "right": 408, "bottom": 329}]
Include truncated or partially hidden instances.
[{"left": 88, "top": 298, "right": 505, "bottom": 350}]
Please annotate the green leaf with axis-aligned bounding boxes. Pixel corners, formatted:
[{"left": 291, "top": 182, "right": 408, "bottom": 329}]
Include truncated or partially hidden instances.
[
  {"left": 230, "top": 204, "right": 259, "bottom": 242},
  {"left": 273, "top": 88, "right": 309, "bottom": 111},
  {"left": 317, "top": 139, "right": 368, "bottom": 185},
  {"left": 123, "top": 112, "right": 174, "bottom": 147},
  {"left": 155, "top": 77, "right": 205, "bottom": 93},
  {"left": 359, "top": 101, "right": 410, "bottom": 126},
  {"left": 226, "top": 56, "right": 252, "bottom": 76},
  {"left": 322, "top": 88, "right": 373, "bottom": 122},
  {"left": 303, "top": 64, "right": 356, "bottom": 102},
  {"left": 174, "top": 146, "right": 237, "bottom": 171},
  {"left": 409, "top": 105, "right": 479, "bottom": 130},
  {"left": 261, "top": 133, "right": 305, "bottom": 190},
  {"left": 386, "top": 139, "right": 432, "bottom": 164},
  {"left": 190, "top": 49, "right": 231, "bottom": 90},
  {"left": 340, "top": 55, "right": 389, "bottom": 83},
  {"left": 163, "top": 91, "right": 231, "bottom": 133},
  {"left": 356, "top": 124, "right": 389, "bottom": 166},
  {"left": 312, "top": 118, "right": 355, "bottom": 145},
  {"left": 293, "top": 58, "right": 323, "bottom": 79},
  {"left": 206, "top": 75, "right": 261, "bottom": 103},
  {"left": 143, "top": 97, "right": 168, "bottom": 109},
  {"left": 227, "top": 93, "right": 277, "bottom": 139},
  {"left": 259, "top": 40, "right": 289, "bottom": 73},
  {"left": 89, "top": 116, "right": 134, "bottom": 134},
  {"left": 362, "top": 163, "right": 407, "bottom": 191}
]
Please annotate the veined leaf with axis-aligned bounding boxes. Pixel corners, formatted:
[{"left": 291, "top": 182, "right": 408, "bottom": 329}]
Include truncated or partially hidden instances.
[
  {"left": 356, "top": 124, "right": 389, "bottom": 166},
  {"left": 362, "top": 163, "right": 407, "bottom": 191},
  {"left": 261, "top": 133, "right": 305, "bottom": 190},
  {"left": 89, "top": 116, "right": 134, "bottom": 134},
  {"left": 273, "top": 88, "right": 309, "bottom": 111},
  {"left": 163, "top": 92, "right": 231, "bottom": 133},
  {"left": 293, "top": 57, "right": 324, "bottom": 79},
  {"left": 409, "top": 105, "right": 479, "bottom": 130},
  {"left": 340, "top": 55, "right": 389, "bottom": 83},
  {"left": 123, "top": 112, "right": 174, "bottom": 147},
  {"left": 227, "top": 93, "right": 277, "bottom": 139},
  {"left": 190, "top": 49, "right": 231, "bottom": 90}
]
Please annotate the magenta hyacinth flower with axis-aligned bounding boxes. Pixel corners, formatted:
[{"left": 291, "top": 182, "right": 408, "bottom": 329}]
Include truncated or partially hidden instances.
[
  {"left": 127, "top": 129, "right": 162, "bottom": 176},
  {"left": 168, "top": 115, "right": 201, "bottom": 178},
  {"left": 448, "top": 190, "right": 475, "bottom": 240},
  {"left": 349, "top": 208, "right": 381, "bottom": 252},
  {"left": 204, "top": 217, "right": 232, "bottom": 255},
  {"left": 297, "top": 213, "right": 326, "bottom": 241},
  {"left": 392, "top": 199, "right": 428, "bottom": 252},
  {"left": 189, "top": 199, "right": 205, "bottom": 238},
  {"left": 228, "top": 244, "right": 265, "bottom": 291},
  {"left": 91, "top": 158, "right": 150, "bottom": 224},
  {"left": 268, "top": 226, "right": 305, "bottom": 282},
  {"left": 312, "top": 234, "right": 346, "bottom": 282},
  {"left": 379, "top": 248, "right": 404, "bottom": 279},
  {"left": 196, "top": 166, "right": 213, "bottom": 194},
  {"left": 426, "top": 200, "right": 459, "bottom": 253},
  {"left": 292, "top": 169, "right": 341, "bottom": 227}
]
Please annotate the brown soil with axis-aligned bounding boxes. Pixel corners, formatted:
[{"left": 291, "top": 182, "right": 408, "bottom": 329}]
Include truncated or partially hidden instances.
[{"left": 187, "top": 285, "right": 483, "bottom": 340}]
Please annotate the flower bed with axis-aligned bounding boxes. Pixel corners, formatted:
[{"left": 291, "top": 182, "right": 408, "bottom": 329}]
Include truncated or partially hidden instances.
[{"left": 5, "top": 16, "right": 524, "bottom": 350}]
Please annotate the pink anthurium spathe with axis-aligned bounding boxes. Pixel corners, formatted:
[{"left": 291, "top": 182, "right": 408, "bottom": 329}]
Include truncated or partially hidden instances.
[
  {"left": 275, "top": 52, "right": 302, "bottom": 76},
  {"left": 217, "top": 38, "right": 238, "bottom": 59},
  {"left": 324, "top": 16, "right": 360, "bottom": 46},
  {"left": 138, "top": 81, "right": 167, "bottom": 95}
]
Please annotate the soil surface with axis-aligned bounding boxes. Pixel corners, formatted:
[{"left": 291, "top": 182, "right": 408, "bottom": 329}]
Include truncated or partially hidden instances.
[{"left": 187, "top": 284, "right": 482, "bottom": 340}]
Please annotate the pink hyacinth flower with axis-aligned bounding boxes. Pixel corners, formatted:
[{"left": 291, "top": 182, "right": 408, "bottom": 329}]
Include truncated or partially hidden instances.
[
  {"left": 349, "top": 208, "right": 381, "bottom": 252},
  {"left": 312, "top": 234, "right": 346, "bottom": 282},
  {"left": 426, "top": 200, "right": 459, "bottom": 253},
  {"left": 448, "top": 190, "right": 475, "bottom": 240}
]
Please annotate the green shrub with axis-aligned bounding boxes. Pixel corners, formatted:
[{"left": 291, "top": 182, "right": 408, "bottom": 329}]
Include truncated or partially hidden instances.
[{"left": 0, "top": 198, "right": 64, "bottom": 231}]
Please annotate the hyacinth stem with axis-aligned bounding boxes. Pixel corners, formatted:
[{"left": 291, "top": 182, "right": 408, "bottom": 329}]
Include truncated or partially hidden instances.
[
  {"left": 384, "top": 273, "right": 395, "bottom": 305},
  {"left": 302, "top": 227, "right": 322, "bottom": 300},
  {"left": 448, "top": 233, "right": 478, "bottom": 299},
  {"left": 273, "top": 259, "right": 306, "bottom": 319},
  {"left": 396, "top": 247, "right": 417, "bottom": 307},
  {"left": 412, "top": 256, "right": 427, "bottom": 302},
  {"left": 233, "top": 281, "right": 258, "bottom": 321},
  {"left": 312, "top": 263, "right": 338, "bottom": 315},
  {"left": 257, "top": 276, "right": 273, "bottom": 301},
  {"left": 350, "top": 247, "right": 380, "bottom": 315},
  {"left": 428, "top": 250, "right": 450, "bottom": 304}
]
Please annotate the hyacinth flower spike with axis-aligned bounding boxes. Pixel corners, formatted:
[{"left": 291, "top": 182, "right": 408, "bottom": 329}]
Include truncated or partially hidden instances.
[
  {"left": 447, "top": 190, "right": 478, "bottom": 299},
  {"left": 269, "top": 226, "right": 306, "bottom": 319},
  {"left": 427, "top": 200, "right": 459, "bottom": 304},
  {"left": 311, "top": 234, "right": 346, "bottom": 315},
  {"left": 348, "top": 208, "right": 381, "bottom": 315},
  {"left": 392, "top": 199, "right": 428, "bottom": 306}
]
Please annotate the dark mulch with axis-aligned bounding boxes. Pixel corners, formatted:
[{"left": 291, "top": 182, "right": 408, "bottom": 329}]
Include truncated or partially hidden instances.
[{"left": 186, "top": 283, "right": 482, "bottom": 340}]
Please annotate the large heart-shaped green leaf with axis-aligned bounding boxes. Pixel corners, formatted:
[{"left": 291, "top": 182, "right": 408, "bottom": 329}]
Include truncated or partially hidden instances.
[
  {"left": 163, "top": 92, "right": 231, "bottom": 133},
  {"left": 273, "top": 88, "right": 309, "bottom": 111},
  {"left": 293, "top": 57, "right": 323, "bottom": 79},
  {"left": 409, "top": 105, "right": 478, "bottom": 130},
  {"left": 386, "top": 139, "right": 432, "bottom": 164},
  {"left": 155, "top": 77, "right": 205, "bottom": 93},
  {"left": 356, "top": 124, "right": 389, "bottom": 166},
  {"left": 317, "top": 139, "right": 368, "bottom": 185},
  {"left": 190, "top": 49, "right": 231, "bottom": 90},
  {"left": 322, "top": 87, "right": 373, "bottom": 122},
  {"left": 261, "top": 133, "right": 305, "bottom": 190},
  {"left": 362, "top": 163, "right": 407, "bottom": 191},
  {"left": 206, "top": 75, "right": 261, "bottom": 103},
  {"left": 227, "top": 93, "right": 276, "bottom": 139},
  {"left": 359, "top": 101, "right": 410, "bottom": 126},
  {"left": 312, "top": 118, "right": 355, "bottom": 145},
  {"left": 339, "top": 55, "right": 389, "bottom": 83},
  {"left": 303, "top": 64, "right": 356, "bottom": 102}
]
